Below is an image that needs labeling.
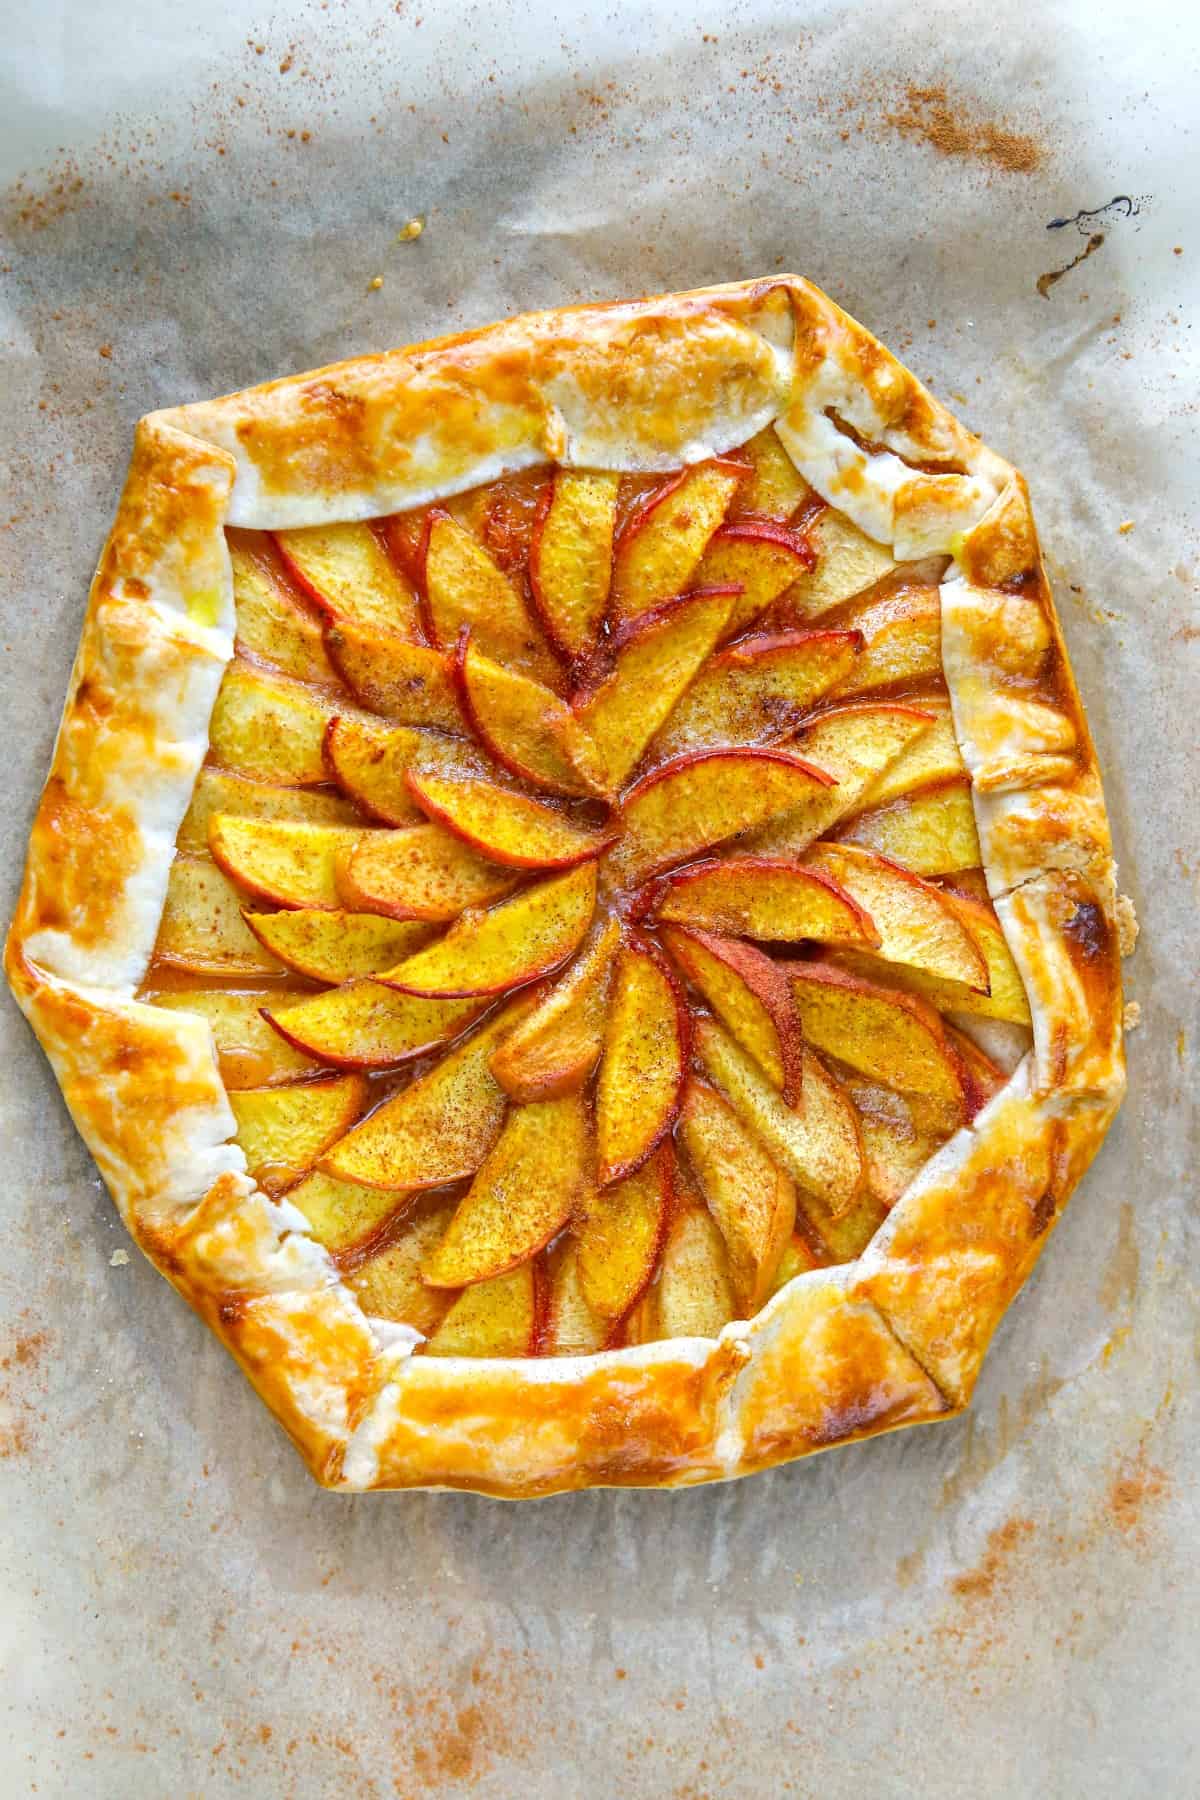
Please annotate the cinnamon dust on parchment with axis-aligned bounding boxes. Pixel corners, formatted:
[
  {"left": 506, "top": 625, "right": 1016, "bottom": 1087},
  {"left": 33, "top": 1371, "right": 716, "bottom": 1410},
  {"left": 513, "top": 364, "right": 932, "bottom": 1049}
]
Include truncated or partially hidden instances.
[{"left": 884, "top": 83, "right": 1045, "bottom": 172}]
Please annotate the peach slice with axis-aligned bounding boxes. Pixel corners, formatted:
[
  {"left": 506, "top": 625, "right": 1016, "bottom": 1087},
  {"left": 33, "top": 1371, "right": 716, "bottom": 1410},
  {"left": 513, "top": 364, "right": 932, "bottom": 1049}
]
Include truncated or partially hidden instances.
[
  {"left": 153, "top": 857, "right": 284, "bottom": 977},
  {"left": 576, "top": 1144, "right": 672, "bottom": 1321},
  {"left": 208, "top": 815, "right": 372, "bottom": 910},
  {"left": 573, "top": 586, "right": 738, "bottom": 793},
  {"left": 424, "top": 1262, "right": 541, "bottom": 1358},
  {"left": 229, "top": 537, "right": 336, "bottom": 685},
  {"left": 652, "top": 1203, "right": 737, "bottom": 1340},
  {"left": 285, "top": 1168, "right": 416, "bottom": 1263},
  {"left": 727, "top": 425, "right": 811, "bottom": 520},
  {"left": 455, "top": 634, "right": 601, "bottom": 798},
  {"left": 178, "top": 767, "right": 359, "bottom": 856},
  {"left": 230, "top": 1072, "right": 367, "bottom": 1193},
  {"left": 786, "top": 962, "right": 970, "bottom": 1113},
  {"left": 833, "top": 776, "right": 981, "bottom": 875},
  {"left": 379, "top": 864, "right": 596, "bottom": 999},
  {"left": 209, "top": 659, "right": 348, "bottom": 786},
  {"left": 842, "top": 1075, "right": 953, "bottom": 1209},
  {"left": 803, "top": 1185, "right": 890, "bottom": 1265},
  {"left": 422, "top": 1092, "right": 589, "bottom": 1287},
  {"left": 650, "top": 629, "right": 862, "bottom": 761},
  {"left": 422, "top": 510, "right": 560, "bottom": 687},
  {"left": 695, "top": 1017, "right": 865, "bottom": 1216},
  {"left": 243, "top": 909, "right": 432, "bottom": 985},
  {"left": 609, "top": 461, "right": 745, "bottom": 620},
  {"left": 827, "top": 583, "right": 943, "bottom": 697},
  {"left": 945, "top": 1026, "right": 1008, "bottom": 1109},
  {"left": 661, "top": 924, "right": 803, "bottom": 1105},
  {"left": 612, "top": 748, "right": 835, "bottom": 885},
  {"left": 843, "top": 889, "right": 1030, "bottom": 1025},
  {"left": 345, "top": 1201, "right": 458, "bottom": 1334},
  {"left": 679, "top": 1078, "right": 796, "bottom": 1312},
  {"left": 335, "top": 824, "right": 519, "bottom": 923},
  {"left": 321, "top": 993, "right": 536, "bottom": 1190},
  {"left": 595, "top": 939, "right": 688, "bottom": 1184},
  {"left": 693, "top": 523, "right": 818, "bottom": 636},
  {"left": 147, "top": 987, "right": 317, "bottom": 1088},
  {"left": 853, "top": 697, "right": 964, "bottom": 810},
  {"left": 273, "top": 521, "right": 421, "bottom": 638},
  {"left": 406, "top": 772, "right": 614, "bottom": 871},
  {"left": 744, "top": 702, "right": 936, "bottom": 856},
  {"left": 768, "top": 1233, "right": 826, "bottom": 1296},
  {"left": 804, "top": 843, "right": 989, "bottom": 990},
  {"left": 782, "top": 508, "right": 897, "bottom": 621},
  {"left": 263, "top": 981, "right": 484, "bottom": 1072},
  {"left": 323, "top": 714, "right": 482, "bottom": 827},
  {"left": 653, "top": 856, "right": 879, "bottom": 948},
  {"left": 528, "top": 470, "right": 619, "bottom": 659},
  {"left": 325, "top": 619, "right": 462, "bottom": 733},
  {"left": 489, "top": 916, "right": 620, "bottom": 1101},
  {"left": 541, "top": 1242, "right": 609, "bottom": 1355}
]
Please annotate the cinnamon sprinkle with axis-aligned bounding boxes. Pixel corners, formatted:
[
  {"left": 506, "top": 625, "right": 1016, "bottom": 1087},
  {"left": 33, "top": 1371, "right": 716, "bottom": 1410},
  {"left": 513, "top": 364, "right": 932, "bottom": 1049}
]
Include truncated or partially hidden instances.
[{"left": 885, "top": 83, "right": 1044, "bottom": 174}]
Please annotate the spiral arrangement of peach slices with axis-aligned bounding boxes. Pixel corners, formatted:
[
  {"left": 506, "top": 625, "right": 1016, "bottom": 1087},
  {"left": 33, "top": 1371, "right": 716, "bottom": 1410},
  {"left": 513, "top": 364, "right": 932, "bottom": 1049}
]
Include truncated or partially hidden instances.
[{"left": 145, "top": 427, "right": 1032, "bottom": 1358}]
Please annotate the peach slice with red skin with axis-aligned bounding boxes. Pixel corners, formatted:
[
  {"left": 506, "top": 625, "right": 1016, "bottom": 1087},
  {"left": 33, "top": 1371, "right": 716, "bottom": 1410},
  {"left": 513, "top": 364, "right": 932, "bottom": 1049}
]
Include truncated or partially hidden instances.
[
  {"left": 853, "top": 697, "right": 965, "bottom": 811},
  {"left": 421, "top": 509, "right": 561, "bottom": 688},
  {"left": 679, "top": 1078, "right": 796, "bottom": 1313},
  {"left": 422, "top": 1091, "right": 589, "bottom": 1288},
  {"left": 803, "top": 843, "right": 990, "bottom": 990},
  {"left": 651, "top": 1203, "right": 737, "bottom": 1340},
  {"left": 527, "top": 470, "right": 619, "bottom": 660},
  {"left": 489, "top": 916, "right": 620, "bottom": 1101},
  {"left": 837, "top": 887, "right": 1031, "bottom": 1025},
  {"left": 321, "top": 992, "right": 537, "bottom": 1191},
  {"left": 833, "top": 775, "right": 982, "bottom": 875},
  {"left": 147, "top": 987, "right": 318, "bottom": 1088},
  {"left": 208, "top": 815, "right": 374, "bottom": 910},
  {"left": 576, "top": 1144, "right": 673, "bottom": 1321},
  {"left": 743, "top": 701, "right": 936, "bottom": 857},
  {"left": 611, "top": 747, "right": 836, "bottom": 885},
  {"left": 786, "top": 960, "right": 973, "bottom": 1115},
  {"left": 424, "top": 1261, "right": 543, "bottom": 1358},
  {"left": 406, "top": 771, "right": 615, "bottom": 871},
  {"left": 541, "top": 1242, "right": 609, "bottom": 1354},
  {"left": 284, "top": 1167, "right": 419, "bottom": 1266},
  {"left": 826, "top": 583, "right": 943, "bottom": 697},
  {"left": 154, "top": 857, "right": 285, "bottom": 977},
  {"left": 693, "top": 522, "right": 818, "bottom": 637},
  {"left": 649, "top": 629, "right": 862, "bottom": 762},
  {"left": 454, "top": 633, "right": 601, "bottom": 798},
  {"left": 594, "top": 938, "right": 689, "bottom": 1185},
  {"left": 323, "top": 714, "right": 483, "bottom": 826},
  {"left": 661, "top": 924, "right": 803, "bottom": 1105},
  {"left": 325, "top": 619, "right": 463, "bottom": 733},
  {"left": 695, "top": 1017, "right": 865, "bottom": 1217},
  {"left": 230, "top": 1072, "right": 368, "bottom": 1193},
  {"left": 572, "top": 587, "right": 738, "bottom": 794},
  {"left": 177, "top": 767, "right": 359, "bottom": 856},
  {"left": 652, "top": 855, "right": 879, "bottom": 948},
  {"left": 335, "top": 823, "right": 519, "bottom": 923},
  {"left": 378, "top": 864, "right": 596, "bottom": 1000},
  {"left": 346, "top": 1201, "right": 458, "bottom": 1335},
  {"left": 209, "top": 659, "right": 354, "bottom": 787},
  {"left": 229, "top": 535, "right": 337, "bottom": 685},
  {"left": 726, "top": 426, "right": 812, "bottom": 521},
  {"left": 262, "top": 979, "right": 485, "bottom": 1072},
  {"left": 775, "top": 507, "right": 897, "bottom": 622},
  {"left": 609, "top": 460, "right": 745, "bottom": 621},
  {"left": 273, "top": 521, "right": 422, "bottom": 638}
]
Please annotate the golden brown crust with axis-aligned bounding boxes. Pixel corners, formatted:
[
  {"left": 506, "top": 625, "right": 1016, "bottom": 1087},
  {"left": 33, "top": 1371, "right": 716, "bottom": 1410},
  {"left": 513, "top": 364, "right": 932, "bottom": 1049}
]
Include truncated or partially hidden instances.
[{"left": 5, "top": 276, "right": 1125, "bottom": 1494}]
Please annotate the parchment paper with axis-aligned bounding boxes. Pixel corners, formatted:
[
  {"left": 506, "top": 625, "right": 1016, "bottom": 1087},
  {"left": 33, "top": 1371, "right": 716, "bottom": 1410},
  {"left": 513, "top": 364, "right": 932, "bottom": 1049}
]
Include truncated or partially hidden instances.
[{"left": 2, "top": 1, "right": 1197, "bottom": 1794}]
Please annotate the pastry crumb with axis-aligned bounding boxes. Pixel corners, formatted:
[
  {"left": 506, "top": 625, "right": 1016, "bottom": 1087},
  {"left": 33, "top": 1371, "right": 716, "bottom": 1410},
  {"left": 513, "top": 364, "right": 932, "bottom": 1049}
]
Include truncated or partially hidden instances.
[
  {"left": 1122, "top": 1001, "right": 1141, "bottom": 1032},
  {"left": 1115, "top": 893, "right": 1139, "bottom": 957},
  {"left": 1117, "top": 520, "right": 1136, "bottom": 535},
  {"left": 368, "top": 276, "right": 384, "bottom": 292},
  {"left": 110, "top": 1248, "right": 130, "bottom": 1267},
  {"left": 397, "top": 217, "right": 425, "bottom": 242}
]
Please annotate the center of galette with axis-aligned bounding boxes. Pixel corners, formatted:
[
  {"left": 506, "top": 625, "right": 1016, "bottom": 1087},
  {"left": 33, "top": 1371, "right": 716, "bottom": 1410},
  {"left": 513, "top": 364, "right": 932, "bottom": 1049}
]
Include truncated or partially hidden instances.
[{"left": 146, "top": 429, "right": 1032, "bottom": 1357}]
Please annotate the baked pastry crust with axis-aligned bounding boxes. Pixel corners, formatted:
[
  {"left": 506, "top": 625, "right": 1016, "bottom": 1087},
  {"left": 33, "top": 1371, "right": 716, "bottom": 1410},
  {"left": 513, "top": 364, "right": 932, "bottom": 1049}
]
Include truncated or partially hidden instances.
[{"left": 5, "top": 278, "right": 1125, "bottom": 1494}]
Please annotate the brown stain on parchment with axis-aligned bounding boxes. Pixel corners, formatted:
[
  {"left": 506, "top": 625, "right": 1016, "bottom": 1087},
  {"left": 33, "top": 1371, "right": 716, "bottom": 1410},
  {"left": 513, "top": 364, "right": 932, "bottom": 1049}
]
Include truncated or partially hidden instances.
[
  {"left": 950, "top": 1516, "right": 1036, "bottom": 1600},
  {"left": 378, "top": 1650, "right": 540, "bottom": 1794},
  {"left": 1099, "top": 1201, "right": 1140, "bottom": 1312},
  {"left": 1106, "top": 1443, "right": 1170, "bottom": 1546}
]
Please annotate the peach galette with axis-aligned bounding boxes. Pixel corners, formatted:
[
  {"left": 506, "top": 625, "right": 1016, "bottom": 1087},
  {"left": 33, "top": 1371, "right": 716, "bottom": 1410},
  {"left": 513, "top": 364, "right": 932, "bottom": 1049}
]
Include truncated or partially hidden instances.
[{"left": 6, "top": 279, "right": 1125, "bottom": 1495}]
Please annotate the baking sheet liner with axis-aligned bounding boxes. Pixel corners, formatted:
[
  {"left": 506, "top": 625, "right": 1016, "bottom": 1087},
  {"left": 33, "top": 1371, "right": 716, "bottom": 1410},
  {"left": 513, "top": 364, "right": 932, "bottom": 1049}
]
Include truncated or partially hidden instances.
[{"left": 1, "top": 0, "right": 1197, "bottom": 1793}]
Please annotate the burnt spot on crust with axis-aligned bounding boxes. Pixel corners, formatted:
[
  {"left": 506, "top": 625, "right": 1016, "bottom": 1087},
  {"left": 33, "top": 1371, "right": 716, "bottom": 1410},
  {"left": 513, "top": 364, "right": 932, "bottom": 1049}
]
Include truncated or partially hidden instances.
[{"left": 1063, "top": 899, "right": 1110, "bottom": 963}]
